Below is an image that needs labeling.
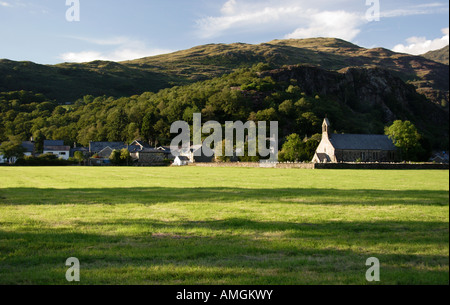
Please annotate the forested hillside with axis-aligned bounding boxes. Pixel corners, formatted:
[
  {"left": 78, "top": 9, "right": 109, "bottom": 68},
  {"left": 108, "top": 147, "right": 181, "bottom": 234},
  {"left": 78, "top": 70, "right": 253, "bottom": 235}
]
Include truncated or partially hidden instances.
[{"left": 1, "top": 64, "right": 447, "bottom": 153}]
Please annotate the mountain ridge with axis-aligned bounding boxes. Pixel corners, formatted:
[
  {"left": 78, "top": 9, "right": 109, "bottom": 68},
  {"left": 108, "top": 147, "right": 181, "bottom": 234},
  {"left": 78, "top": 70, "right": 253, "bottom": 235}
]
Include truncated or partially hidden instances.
[
  {"left": 0, "top": 38, "right": 448, "bottom": 106},
  {"left": 422, "top": 45, "right": 449, "bottom": 65}
]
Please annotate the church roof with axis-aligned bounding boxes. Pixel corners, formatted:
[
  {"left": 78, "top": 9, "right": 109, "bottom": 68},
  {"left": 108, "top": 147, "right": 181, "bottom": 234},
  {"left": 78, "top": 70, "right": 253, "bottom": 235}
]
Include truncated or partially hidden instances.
[{"left": 330, "top": 134, "right": 397, "bottom": 151}]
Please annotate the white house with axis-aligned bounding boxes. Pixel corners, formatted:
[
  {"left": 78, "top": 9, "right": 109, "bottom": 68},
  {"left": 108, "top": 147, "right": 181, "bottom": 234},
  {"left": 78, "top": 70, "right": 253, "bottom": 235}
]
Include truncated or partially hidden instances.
[
  {"left": 43, "top": 140, "right": 70, "bottom": 160},
  {"left": 173, "top": 156, "right": 190, "bottom": 166}
]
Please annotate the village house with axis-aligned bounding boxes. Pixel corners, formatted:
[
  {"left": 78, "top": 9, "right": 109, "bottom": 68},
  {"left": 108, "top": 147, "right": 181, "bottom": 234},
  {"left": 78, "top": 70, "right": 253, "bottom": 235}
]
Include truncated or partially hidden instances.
[
  {"left": 157, "top": 146, "right": 176, "bottom": 160},
  {"left": 89, "top": 141, "right": 127, "bottom": 155},
  {"left": 130, "top": 148, "right": 166, "bottom": 165},
  {"left": 181, "top": 145, "right": 215, "bottom": 163},
  {"left": 43, "top": 140, "right": 70, "bottom": 160},
  {"left": 70, "top": 145, "right": 89, "bottom": 158},
  {"left": 173, "top": 156, "right": 190, "bottom": 166},
  {"left": 312, "top": 118, "right": 398, "bottom": 163}
]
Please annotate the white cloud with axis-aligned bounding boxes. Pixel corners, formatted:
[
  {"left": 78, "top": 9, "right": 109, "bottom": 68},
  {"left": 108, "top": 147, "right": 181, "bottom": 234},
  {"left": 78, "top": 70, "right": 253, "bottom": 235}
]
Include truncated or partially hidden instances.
[
  {"left": 197, "top": 5, "right": 304, "bottom": 39},
  {"left": 381, "top": 2, "right": 448, "bottom": 18},
  {"left": 0, "top": 1, "right": 12, "bottom": 7},
  {"left": 196, "top": 0, "right": 366, "bottom": 41},
  {"left": 393, "top": 28, "right": 449, "bottom": 55},
  {"left": 285, "top": 10, "right": 364, "bottom": 41},
  {"left": 196, "top": 0, "right": 448, "bottom": 43},
  {"left": 59, "top": 37, "right": 174, "bottom": 63},
  {"left": 221, "top": 0, "right": 237, "bottom": 15}
]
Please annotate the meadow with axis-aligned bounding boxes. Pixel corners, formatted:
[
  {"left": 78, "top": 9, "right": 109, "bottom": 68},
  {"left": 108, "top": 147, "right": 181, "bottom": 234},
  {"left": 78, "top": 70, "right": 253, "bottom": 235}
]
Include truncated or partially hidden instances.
[{"left": 0, "top": 167, "right": 448, "bottom": 285}]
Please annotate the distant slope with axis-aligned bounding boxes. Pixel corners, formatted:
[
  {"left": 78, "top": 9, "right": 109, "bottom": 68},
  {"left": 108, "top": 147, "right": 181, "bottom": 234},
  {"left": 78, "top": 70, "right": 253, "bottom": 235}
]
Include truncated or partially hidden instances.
[
  {"left": 422, "top": 45, "right": 449, "bottom": 65},
  {"left": 0, "top": 38, "right": 448, "bottom": 105},
  {"left": 0, "top": 59, "right": 175, "bottom": 103}
]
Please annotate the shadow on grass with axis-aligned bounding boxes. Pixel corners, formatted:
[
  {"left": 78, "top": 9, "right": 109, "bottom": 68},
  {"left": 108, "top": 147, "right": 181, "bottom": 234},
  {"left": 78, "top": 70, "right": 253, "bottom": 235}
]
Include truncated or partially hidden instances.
[
  {"left": 0, "top": 217, "right": 448, "bottom": 284},
  {"left": 0, "top": 187, "right": 448, "bottom": 206}
]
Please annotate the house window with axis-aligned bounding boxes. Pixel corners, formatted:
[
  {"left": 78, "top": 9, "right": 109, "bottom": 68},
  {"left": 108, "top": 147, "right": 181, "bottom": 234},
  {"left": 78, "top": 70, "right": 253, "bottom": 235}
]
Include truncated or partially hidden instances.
[{"left": 60, "top": 152, "right": 66, "bottom": 155}]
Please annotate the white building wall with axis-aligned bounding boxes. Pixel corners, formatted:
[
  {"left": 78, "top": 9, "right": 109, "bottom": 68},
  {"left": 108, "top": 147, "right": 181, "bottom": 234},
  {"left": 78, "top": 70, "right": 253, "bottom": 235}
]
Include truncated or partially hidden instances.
[{"left": 43, "top": 150, "right": 70, "bottom": 160}]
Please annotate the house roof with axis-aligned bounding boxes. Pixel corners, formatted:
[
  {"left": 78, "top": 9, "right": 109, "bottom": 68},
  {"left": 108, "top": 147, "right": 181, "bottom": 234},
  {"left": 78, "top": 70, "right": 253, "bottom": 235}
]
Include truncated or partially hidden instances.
[
  {"left": 97, "top": 146, "right": 114, "bottom": 157},
  {"left": 157, "top": 146, "right": 171, "bottom": 151},
  {"left": 44, "top": 140, "right": 64, "bottom": 146},
  {"left": 89, "top": 142, "right": 126, "bottom": 153},
  {"left": 329, "top": 134, "right": 397, "bottom": 151},
  {"left": 130, "top": 140, "right": 151, "bottom": 149},
  {"left": 44, "top": 145, "right": 70, "bottom": 151},
  {"left": 21, "top": 141, "right": 35, "bottom": 153},
  {"left": 128, "top": 145, "right": 143, "bottom": 153},
  {"left": 139, "top": 148, "right": 165, "bottom": 153}
]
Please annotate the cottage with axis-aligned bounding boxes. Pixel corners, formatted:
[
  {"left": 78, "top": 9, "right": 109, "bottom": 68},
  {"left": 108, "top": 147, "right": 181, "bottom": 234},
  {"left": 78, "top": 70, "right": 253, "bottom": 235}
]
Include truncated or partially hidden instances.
[
  {"left": 173, "top": 156, "right": 190, "bottom": 166},
  {"left": 43, "top": 140, "right": 70, "bottom": 160},
  {"left": 97, "top": 147, "right": 115, "bottom": 159},
  {"left": 130, "top": 140, "right": 151, "bottom": 150},
  {"left": 130, "top": 148, "right": 166, "bottom": 165},
  {"left": 181, "top": 145, "right": 215, "bottom": 163},
  {"left": 157, "top": 146, "right": 175, "bottom": 160},
  {"left": 430, "top": 151, "right": 449, "bottom": 164},
  {"left": 89, "top": 142, "right": 127, "bottom": 154},
  {"left": 312, "top": 118, "right": 398, "bottom": 163}
]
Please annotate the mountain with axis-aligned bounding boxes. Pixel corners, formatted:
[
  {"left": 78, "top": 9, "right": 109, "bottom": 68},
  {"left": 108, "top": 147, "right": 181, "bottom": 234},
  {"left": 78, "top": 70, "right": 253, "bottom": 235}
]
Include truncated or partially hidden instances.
[
  {"left": 0, "top": 59, "right": 175, "bottom": 104},
  {"left": 261, "top": 65, "right": 448, "bottom": 145},
  {"left": 1, "top": 64, "right": 447, "bottom": 153},
  {"left": 0, "top": 38, "right": 448, "bottom": 106},
  {"left": 422, "top": 45, "right": 449, "bottom": 65}
]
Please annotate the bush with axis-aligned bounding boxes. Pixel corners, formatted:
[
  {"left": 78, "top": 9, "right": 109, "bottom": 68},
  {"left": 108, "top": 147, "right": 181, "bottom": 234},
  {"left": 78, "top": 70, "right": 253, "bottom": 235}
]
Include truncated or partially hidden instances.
[{"left": 15, "top": 154, "right": 76, "bottom": 166}]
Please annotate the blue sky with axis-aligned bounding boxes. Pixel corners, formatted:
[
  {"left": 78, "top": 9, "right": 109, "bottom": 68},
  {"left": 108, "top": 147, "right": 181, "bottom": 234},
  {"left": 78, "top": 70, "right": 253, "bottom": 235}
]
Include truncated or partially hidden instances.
[{"left": 0, "top": 0, "right": 448, "bottom": 64}]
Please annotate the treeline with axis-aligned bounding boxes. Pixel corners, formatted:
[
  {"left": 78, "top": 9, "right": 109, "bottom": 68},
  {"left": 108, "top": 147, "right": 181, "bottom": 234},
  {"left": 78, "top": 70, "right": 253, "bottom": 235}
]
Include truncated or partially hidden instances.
[{"left": 0, "top": 63, "right": 443, "bottom": 162}]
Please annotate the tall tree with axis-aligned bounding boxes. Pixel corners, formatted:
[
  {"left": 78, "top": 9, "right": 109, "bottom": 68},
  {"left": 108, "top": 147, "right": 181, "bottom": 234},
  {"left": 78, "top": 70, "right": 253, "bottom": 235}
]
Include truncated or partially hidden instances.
[
  {"left": 0, "top": 136, "right": 26, "bottom": 163},
  {"left": 385, "top": 120, "right": 424, "bottom": 161},
  {"left": 107, "top": 108, "right": 128, "bottom": 142}
]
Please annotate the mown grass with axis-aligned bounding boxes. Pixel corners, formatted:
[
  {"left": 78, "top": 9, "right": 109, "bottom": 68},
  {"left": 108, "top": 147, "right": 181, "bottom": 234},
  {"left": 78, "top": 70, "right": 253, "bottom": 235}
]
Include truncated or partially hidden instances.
[{"left": 0, "top": 167, "right": 448, "bottom": 285}]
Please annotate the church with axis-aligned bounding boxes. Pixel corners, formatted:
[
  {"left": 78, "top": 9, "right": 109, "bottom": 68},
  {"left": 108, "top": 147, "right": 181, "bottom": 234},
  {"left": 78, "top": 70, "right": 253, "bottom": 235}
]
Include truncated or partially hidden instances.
[{"left": 312, "top": 118, "right": 399, "bottom": 163}]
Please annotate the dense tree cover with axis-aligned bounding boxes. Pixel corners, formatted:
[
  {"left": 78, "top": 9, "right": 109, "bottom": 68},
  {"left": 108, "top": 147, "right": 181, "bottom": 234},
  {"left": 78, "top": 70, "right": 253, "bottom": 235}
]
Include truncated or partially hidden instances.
[
  {"left": 385, "top": 120, "right": 430, "bottom": 161},
  {"left": 0, "top": 65, "right": 442, "bottom": 161},
  {"left": 0, "top": 135, "right": 26, "bottom": 163},
  {"left": 278, "top": 133, "right": 321, "bottom": 162}
]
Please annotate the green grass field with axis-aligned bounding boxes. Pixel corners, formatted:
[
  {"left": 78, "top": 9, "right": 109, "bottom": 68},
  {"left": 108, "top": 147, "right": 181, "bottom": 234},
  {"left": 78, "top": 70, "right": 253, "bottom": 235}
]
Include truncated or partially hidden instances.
[{"left": 0, "top": 167, "right": 448, "bottom": 285}]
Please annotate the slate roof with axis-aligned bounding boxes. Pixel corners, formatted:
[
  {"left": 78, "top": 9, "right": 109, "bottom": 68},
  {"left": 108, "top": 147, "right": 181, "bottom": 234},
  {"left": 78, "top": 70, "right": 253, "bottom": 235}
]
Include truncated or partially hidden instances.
[
  {"left": 21, "top": 141, "right": 35, "bottom": 153},
  {"left": 139, "top": 148, "right": 165, "bottom": 153},
  {"left": 127, "top": 145, "right": 142, "bottom": 153},
  {"left": 329, "top": 134, "right": 397, "bottom": 151},
  {"left": 44, "top": 145, "right": 70, "bottom": 151},
  {"left": 97, "top": 147, "right": 114, "bottom": 158},
  {"left": 130, "top": 140, "right": 151, "bottom": 149},
  {"left": 44, "top": 140, "right": 64, "bottom": 146},
  {"left": 89, "top": 142, "right": 126, "bottom": 153}
]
